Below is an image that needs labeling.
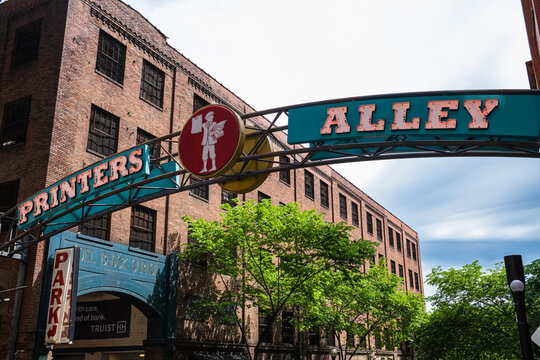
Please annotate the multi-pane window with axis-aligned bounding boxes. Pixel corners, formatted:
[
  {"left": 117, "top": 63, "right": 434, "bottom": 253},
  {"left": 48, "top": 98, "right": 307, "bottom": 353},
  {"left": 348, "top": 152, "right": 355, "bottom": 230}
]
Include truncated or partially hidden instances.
[
  {"left": 279, "top": 155, "right": 291, "bottom": 185},
  {"left": 366, "top": 212, "right": 373, "bottom": 234},
  {"left": 390, "top": 260, "right": 396, "bottom": 274},
  {"left": 396, "top": 232, "right": 402, "bottom": 252},
  {"left": 378, "top": 253, "right": 385, "bottom": 263},
  {"left": 388, "top": 228, "right": 394, "bottom": 247},
  {"left": 193, "top": 93, "right": 209, "bottom": 112},
  {"left": 374, "top": 332, "right": 382, "bottom": 349},
  {"left": 376, "top": 219, "right": 382, "bottom": 240},
  {"left": 412, "top": 242, "right": 417, "bottom": 261},
  {"left": 347, "top": 332, "right": 355, "bottom": 348},
  {"left": 1, "top": 97, "right": 31, "bottom": 147},
  {"left": 326, "top": 331, "right": 335, "bottom": 347},
  {"left": 351, "top": 202, "right": 359, "bottom": 227},
  {"left": 320, "top": 180, "right": 329, "bottom": 208},
  {"left": 407, "top": 240, "right": 412, "bottom": 258},
  {"left": 137, "top": 128, "right": 160, "bottom": 167},
  {"left": 414, "top": 272, "right": 420, "bottom": 290},
  {"left": 258, "top": 191, "right": 270, "bottom": 203},
  {"left": 304, "top": 170, "right": 314, "bottom": 200},
  {"left": 282, "top": 311, "right": 294, "bottom": 344},
  {"left": 96, "top": 30, "right": 126, "bottom": 84},
  {"left": 189, "top": 177, "right": 209, "bottom": 201},
  {"left": 408, "top": 269, "right": 414, "bottom": 288},
  {"left": 398, "top": 264, "right": 404, "bottom": 278},
  {"left": 129, "top": 205, "right": 156, "bottom": 252},
  {"left": 87, "top": 105, "right": 119, "bottom": 157},
  {"left": 187, "top": 227, "right": 206, "bottom": 267},
  {"left": 12, "top": 21, "right": 41, "bottom": 68},
  {"left": 221, "top": 189, "right": 237, "bottom": 207},
  {"left": 0, "top": 180, "right": 19, "bottom": 234},
  {"left": 258, "top": 309, "right": 273, "bottom": 343},
  {"left": 309, "top": 328, "right": 320, "bottom": 346},
  {"left": 184, "top": 294, "right": 205, "bottom": 321},
  {"left": 79, "top": 214, "right": 111, "bottom": 241},
  {"left": 140, "top": 60, "right": 165, "bottom": 108},
  {"left": 339, "top": 194, "right": 347, "bottom": 220}
]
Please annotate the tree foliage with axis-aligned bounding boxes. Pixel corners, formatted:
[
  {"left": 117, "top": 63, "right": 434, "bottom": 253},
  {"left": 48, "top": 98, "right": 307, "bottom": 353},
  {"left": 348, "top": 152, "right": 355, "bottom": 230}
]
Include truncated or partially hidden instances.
[
  {"left": 416, "top": 260, "right": 540, "bottom": 360},
  {"left": 179, "top": 200, "right": 377, "bottom": 360}
]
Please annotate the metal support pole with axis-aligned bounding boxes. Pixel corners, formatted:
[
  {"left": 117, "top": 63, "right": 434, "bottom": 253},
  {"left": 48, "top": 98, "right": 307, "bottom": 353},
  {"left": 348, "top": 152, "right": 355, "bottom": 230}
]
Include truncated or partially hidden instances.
[{"left": 504, "top": 255, "right": 534, "bottom": 360}]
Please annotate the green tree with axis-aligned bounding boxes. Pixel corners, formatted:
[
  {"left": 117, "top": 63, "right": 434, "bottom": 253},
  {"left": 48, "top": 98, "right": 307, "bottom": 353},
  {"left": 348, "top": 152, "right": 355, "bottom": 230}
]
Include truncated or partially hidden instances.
[
  {"left": 297, "top": 262, "right": 424, "bottom": 360},
  {"left": 416, "top": 260, "right": 540, "bottom": 360},
  {"left": 179, "top": 200, "right": 376, "bottom": 360}
]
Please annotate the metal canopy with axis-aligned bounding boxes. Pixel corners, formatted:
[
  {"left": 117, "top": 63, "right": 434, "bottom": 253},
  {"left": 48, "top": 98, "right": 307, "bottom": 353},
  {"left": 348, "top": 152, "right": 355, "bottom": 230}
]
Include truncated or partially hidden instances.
[{"left": 2, "top": 90, "right": 539, "bottom": 257}]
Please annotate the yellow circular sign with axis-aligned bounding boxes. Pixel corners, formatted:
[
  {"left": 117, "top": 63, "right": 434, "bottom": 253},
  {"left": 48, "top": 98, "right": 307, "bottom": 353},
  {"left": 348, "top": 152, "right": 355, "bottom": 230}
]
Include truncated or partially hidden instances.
[{"left": 219, "top": 131, "right": 273, "bottom": 194}]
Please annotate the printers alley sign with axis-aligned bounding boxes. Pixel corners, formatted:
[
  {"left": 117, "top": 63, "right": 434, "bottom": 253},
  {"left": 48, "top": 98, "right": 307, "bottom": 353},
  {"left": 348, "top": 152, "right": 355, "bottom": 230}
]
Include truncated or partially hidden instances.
[{"left": 287, "top": 91, "right": 540, "bottom": 158}]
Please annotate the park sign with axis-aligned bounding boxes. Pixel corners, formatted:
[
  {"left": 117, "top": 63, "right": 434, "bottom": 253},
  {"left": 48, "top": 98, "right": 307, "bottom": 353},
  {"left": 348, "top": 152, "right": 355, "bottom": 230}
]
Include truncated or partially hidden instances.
[
  {"left": 287, "top": 91, "right": 540, "bottom": 159},
  {"left": 18, "top": 145, "right": 150, "bottom": 230}
]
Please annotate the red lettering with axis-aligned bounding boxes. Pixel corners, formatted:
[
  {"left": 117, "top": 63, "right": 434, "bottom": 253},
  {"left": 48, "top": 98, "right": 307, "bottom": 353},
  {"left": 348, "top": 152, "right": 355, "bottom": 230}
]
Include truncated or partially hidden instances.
[
  {"left": 129, "top": 148, "right": 144, "bottom": 174},
  {"left": 52, "top": 270, "right": 65, "bottom": 287},
  {"left": 47, "top": 324, "right": 57, "bottom": 338},
  {"left": 109, "top": 155, "right": 129, "bottom": 181},
  {"left": 18, "top": 200, "right": 33, "bottom": 224},
  {"left": 54, "top": 252, "right": 69, "bottom": 269},
  {"left": 49, "top": 186, "right": 59, "bottom": 208},
  {"left": 93, "top": 163, "right": 109, "bottom": 188},
  {"left": 77, "top": 169, "right": 93, "bottom": 193},
  {"left": 60, "top": 177, "right": 77, "bottom": 203},
  {"left": 33, "top": 192, "right": 49, "bottom": 217},
  {"left": 50, "top": 288, "right": 63, "bottom": 305},
  {"left": 48, "top": 305, "right": 60, "bottom": 324}
]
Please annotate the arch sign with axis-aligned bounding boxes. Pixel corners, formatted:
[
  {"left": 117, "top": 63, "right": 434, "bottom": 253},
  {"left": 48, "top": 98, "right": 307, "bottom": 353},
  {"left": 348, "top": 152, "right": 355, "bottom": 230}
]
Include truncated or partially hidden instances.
[{"left": 288, "top": 91, "right": 540, "bottom": 159}]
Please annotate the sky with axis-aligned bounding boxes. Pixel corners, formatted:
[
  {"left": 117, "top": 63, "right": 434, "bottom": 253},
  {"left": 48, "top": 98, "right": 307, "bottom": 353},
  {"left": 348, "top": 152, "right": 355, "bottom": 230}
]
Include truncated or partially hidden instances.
[{"left": 124, "top": 0, "right": 540, "bottom": 295}]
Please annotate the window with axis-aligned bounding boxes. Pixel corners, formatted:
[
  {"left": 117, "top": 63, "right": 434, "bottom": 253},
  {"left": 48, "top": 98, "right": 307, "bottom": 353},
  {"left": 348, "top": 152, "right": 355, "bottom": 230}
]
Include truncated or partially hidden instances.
[
  {"left": 408, "top": 269, "right": 414, "bottom": 288},
  {"left": 218, "top": 301, "right": 237, "bottom": 325},
  {"left": 378, "top": 253, "right": 385, "bottom": 263},
  {"left": 396, "top": 232, "right": 402, "bottom": 252},
  {"left": 320, "top": 180, "right": 329, "bottom": 208},
  {"left": 129, "top": 205, "right": 156, "bottom": 252},
  {"left": 407, "top": 240, "right": 412, "bottom": 258},
  {"left": 412, "top": 242, "right": 417, "bottom": 261},
  {"left": 366, "top": 212, "right": 373, "bottom": 234},
  {"left": 221, "top": 189, "right": 237, "bottom": 207},
  {"left": 12, "top": 21, "right": 41, "bottom": 68},
  {"left": 0, "top": 180, "right": 19, "bottom": 235},
  {"left": 137, "top": 128, "right": 160, "bottom": 167},
  {"left": 390, "top": 260, "right": 396, "bottom": 274},
  {"left": 193, "top": 93, "right": 209, "bottom": 113},
  {"left": 398, "top": 264, "right": 404, "bottom": 278},
  {"left": 347, "top": 332, "right": 355, "bottom": 348},
  {"left": 140, "top": 60, "right": 165, "bottom": 108},
  {"left": 351, "top": 202, "right": 359, "bottom": 227},
  {"left": 376, "top": 219, "right": 382, "bottom": 240},
  {"left": 279, "top": 155, "right": 291, "bottom": 185},
  {"left": 184, "top": 294, "right": 206, "bottom": 321},
  {"left": 189, "top": 177, "right": 209, "bottom": 201},
  {"left": 374, "top": 332, "right": 382, "bottom": 349},
  {"left": 339, "top": 194, "right": 347, "bottom": 220},
  {"left": 258, "top": 191, "right": 270, "bottom": 203},
  {"left": 1, "top": 97, "right": 31, "bottom": 147},
  {"left": 388, "top": 228, "right": 394, "bottom": 247},
  {"left": 308, "top": 328, "right": 320, "bottom": 346},
  {"left": 87, "top": 105, "right": 119, "bottom": 157},
  {"left": 79, "top": 214, "right": 111, "bottom": 241},
  {"left": 96, "top": 30, "right": 126, "bottom": 84},
  {"left": 282, "top": 311, "right": 294, "bottom": 344},
  {"left": 304, "top": 170, "right": 314, "bottom": 200},
  {"left": 187, "top": 227, "right": 206, "bottom": 267},
  {"left": 414, "top": 272, "right": 420, "bottom": 290},
  {"left": 326, "top": 330, "right": 335, "bottom": 347},
  {"left": 258, "top": 309, "right": 273, "bottom": 343}
]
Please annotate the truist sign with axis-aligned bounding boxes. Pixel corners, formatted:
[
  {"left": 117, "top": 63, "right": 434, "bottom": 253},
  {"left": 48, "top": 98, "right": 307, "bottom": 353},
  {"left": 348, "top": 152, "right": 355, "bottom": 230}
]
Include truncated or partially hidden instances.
[
  {"left": 46, "top": 247, "right": 80, "bottom": 344},
  {"left": 287, "top": 91, "right": 540, "bottom": 157},
  {"left": 18, "top": 145, "right": 150, "bottom": 230}
]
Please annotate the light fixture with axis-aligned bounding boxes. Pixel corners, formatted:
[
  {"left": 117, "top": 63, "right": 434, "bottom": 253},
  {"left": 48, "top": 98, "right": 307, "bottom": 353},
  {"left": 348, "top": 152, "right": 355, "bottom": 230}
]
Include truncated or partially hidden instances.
[
  {"left": 510, "top": 279, "right": 525, "bottom": 292},
  {"left": 329, "top": 347, "right": 338, "bottom": 360}
]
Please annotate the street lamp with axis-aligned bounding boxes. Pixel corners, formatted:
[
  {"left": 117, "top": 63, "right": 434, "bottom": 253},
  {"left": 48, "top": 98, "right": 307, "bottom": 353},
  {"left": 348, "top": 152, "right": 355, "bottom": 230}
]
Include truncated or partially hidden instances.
[
  {"left": 328, "top": 347, "right": 338, "bottom": 360},
  {"left": 504, "top": 255, "right": 534, "bottom": 360}
]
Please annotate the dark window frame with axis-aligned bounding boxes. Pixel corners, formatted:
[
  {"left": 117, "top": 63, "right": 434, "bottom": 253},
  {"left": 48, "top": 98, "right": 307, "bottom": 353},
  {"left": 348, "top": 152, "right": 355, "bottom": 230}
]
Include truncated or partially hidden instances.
[
  {"left": 304, "top": 170, "right": 314, "bottom": 200},
  {"left": 376, "top": 218, "right": 383, "bottom": 240},
  {"left": 129, "top": 205, "right": 156, "bottom": 252},
  {"left": 396, "top": 232, "right": 402, "bottom": 252},
  {"left": 408, "top": 269, "right": 414, "bottom": 288},
  {"left": 1, "top": 97, "right": 31, "bottom": 148},
  {"left": 339, "top": 194, "right": 347, "bottom": 220},
  {"left": 189, "top": 177, "right": 209, "bottom": 202},
  {"left": 0, "top": 180, "right": 19, "bottom": 235},
  {"left": 96, "top": 30, "right": 126, "bottom": 85},
  {"left": 12, "top": 20, "right": 41, "bottom": 68},
  {"left": 320, "top": 180, "right": 329, "bottom": 209},
  {"left": 390, "top": 260, "right": 396, "bottom": 274},
  {"left": 411, "top": 242, "right": 417, "bottom": 261},
  {"left": 388, "top": 227, "right": 394, "bottom": 247},
  {"left": 279, "top": 155, "right": 291, "bottom": 185},
  {"left": 407, "top": 240, "right": 412, "bottom": 258},
  {"left": 79, "top": 213, "right": 111, "bottom": 241},
  {"left": 414, "top": 272, "right": 420, "bottom": 290},
  {"left": 258, "top": 308, "right": 273, "bottom": 344},
  {"left": 140, "top": 60, "right": 165, "bottom": 108},
  {"left": 221, "top": 189, "right": 237, "bottom": 207},
  {"left": 86, "top": 105, "right": 119, "bottom": 157},
  {"left": 351, "top": 201, "right": 359, "bottom": 227},
  {"left": 308, "top": 328, "right": 320, "bottom": 346},
  {"left": 193, "top": 93, "right": 209, "bottom": 113},
  {"left": 398, "top": 264, "right": 404, "bottom": 278},
  {"left": 258, "top": 191, "right": 271, "bottom": 203},
  {"left": 366, "top": 212, "right": 373, "bottom": 234},
  {"left": 282, "top": 311, "right": 294, "bottom": 344},
  {"left": 136, "top": 128, "right": 161, "bottom": 167}
]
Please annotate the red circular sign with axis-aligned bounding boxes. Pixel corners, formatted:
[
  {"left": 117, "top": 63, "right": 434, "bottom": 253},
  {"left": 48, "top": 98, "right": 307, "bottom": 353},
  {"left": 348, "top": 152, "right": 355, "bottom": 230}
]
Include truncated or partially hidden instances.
[{"left": 178, "top": 105, "right": 245, "bottom": 178}]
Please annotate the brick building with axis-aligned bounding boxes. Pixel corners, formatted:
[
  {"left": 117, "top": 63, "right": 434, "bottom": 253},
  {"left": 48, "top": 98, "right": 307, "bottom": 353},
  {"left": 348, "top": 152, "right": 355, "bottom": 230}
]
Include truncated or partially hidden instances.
[{"left": 0, "top": 0, "right": 423, "bottom": 359}]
